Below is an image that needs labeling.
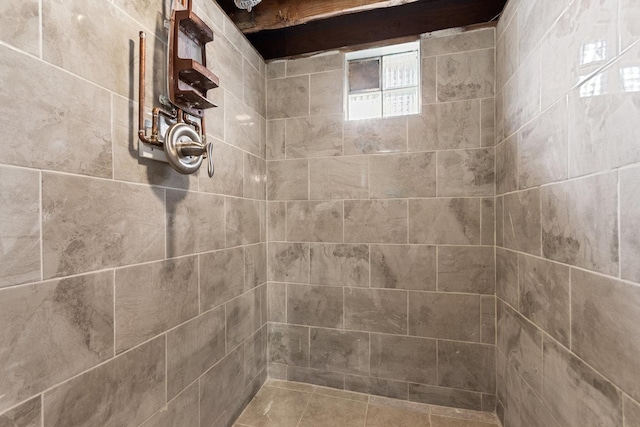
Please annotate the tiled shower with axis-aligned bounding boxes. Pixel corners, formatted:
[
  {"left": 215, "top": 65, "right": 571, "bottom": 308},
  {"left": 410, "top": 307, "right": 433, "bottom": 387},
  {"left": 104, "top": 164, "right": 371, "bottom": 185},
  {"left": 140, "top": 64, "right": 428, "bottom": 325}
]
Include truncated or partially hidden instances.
[{"left": 0, "top": 1, "right": 639, "bottom": 427}]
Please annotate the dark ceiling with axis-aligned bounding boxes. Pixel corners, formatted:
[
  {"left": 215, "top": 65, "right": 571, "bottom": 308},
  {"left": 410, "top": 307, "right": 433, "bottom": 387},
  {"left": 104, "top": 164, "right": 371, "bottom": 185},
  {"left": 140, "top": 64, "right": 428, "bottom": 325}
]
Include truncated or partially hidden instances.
[{"left": 214, "top": 0, "right": 507, "bottom": 59}]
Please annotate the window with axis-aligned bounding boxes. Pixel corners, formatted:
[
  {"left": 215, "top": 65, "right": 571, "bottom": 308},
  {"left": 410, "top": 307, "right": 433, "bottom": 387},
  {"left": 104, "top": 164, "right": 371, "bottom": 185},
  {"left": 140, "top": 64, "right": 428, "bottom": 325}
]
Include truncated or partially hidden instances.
[{"left": 345, "top": 41, "right": 420, "bottom": 120}]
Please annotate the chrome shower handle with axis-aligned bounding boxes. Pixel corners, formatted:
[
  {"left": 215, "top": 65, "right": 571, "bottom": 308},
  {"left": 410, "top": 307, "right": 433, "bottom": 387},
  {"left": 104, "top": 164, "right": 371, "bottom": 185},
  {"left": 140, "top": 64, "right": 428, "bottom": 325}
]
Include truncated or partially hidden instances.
[{"left": 206, "top": 142, "right": 214, "bottom": 178}]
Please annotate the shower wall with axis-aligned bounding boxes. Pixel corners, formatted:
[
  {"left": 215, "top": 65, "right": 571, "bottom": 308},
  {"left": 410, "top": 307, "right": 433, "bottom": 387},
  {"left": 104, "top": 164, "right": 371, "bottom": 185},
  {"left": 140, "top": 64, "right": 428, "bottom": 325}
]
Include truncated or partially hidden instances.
[
  {"left": 494, "top": 0, "right": 640, "bottom": 426},
  {"left": 265, "top": 27, "right": 498, "bottom": 411},
  {"left": 0, "top": 1, "right": 266, "bottom": 426}
]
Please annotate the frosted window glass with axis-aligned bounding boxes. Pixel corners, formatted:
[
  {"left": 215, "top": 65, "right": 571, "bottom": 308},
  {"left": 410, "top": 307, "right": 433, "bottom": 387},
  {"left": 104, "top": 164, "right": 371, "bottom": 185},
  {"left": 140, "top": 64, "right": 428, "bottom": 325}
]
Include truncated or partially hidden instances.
[
  {"left": 383, "top": 87, "right": 419, "bottom": 117},
  {"left": 349, "top": 93, "right": 382, "bottom": 120},
  {"left": 383, "top": 51, "right": 419, "bottom": 90}
]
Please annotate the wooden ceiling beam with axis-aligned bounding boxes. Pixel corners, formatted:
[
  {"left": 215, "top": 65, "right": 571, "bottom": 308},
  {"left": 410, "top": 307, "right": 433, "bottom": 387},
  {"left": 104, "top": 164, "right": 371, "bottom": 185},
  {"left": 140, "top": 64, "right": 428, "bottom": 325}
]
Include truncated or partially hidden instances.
[
  {"left": 245, "top": 0, "right": 506, "bottom": 59},
  {"left": 229, "top": 0, "right": 422, "bottom": 33}
]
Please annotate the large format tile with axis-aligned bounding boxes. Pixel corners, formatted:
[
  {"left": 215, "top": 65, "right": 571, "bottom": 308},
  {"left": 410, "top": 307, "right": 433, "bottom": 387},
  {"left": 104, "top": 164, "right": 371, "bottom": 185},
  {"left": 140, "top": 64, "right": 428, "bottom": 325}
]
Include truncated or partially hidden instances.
[
  {"left": 541, "top": 172, "right": 618, "bottom": 275},
  {"left": 226, "top": 198, "right": 262, "bottom": 246},
  {"left": 369, "top": 153, "right": 436, "bottom": 198},
  {"left": 437, "top": 149, "right": 495, "bottom": 197},
  {"left": 269, "top": 323, "right": 310, "bottom": 367},
  {"left": 370, "top": 334, "right": 436, "bottom": 385},
  {"left": 288, "top": 284, "right": 343, "bottom": 328},
  {"left": 409, "top": 292, "right": 480, "bottom": 342},
  {"left": 370, "top": 245, "right": 436, "bottom": 291},
  {"left": 345, "top": 375, "right": 408, "bottom": 400},
  {"left": 503, "top": 188, "right": 541, "bottom": 256},
  {"left": 497, "top": 300, "right": 543, "bottom": 394},
  {"left": 495, "top": 135, "right": 517, "bottom": 195},
  {"left": 0, "top": 272, "right": 113, "bottom": 413},
  {"left": 236, "top": 386, "right": 312, "bottom": 427},
  {"left": 0, "top": 166, "right": 40, "bottom": 288},
  {"left": 345, "top": 288, "right": 407, "bottom": 334},
  {"left": 542, "top": 337, "right": 622, "bottom": 427},
  {"left": 287, "top": 366, "right": 345, "bottom": 389},
  {"left": 42, "top": 173, "right": 164, "bottom": 278},
  {"left": 139, "top": 383, "right": 199, "bottom": 427},
  {"left": 267, "top": 75, "right": 309, "bottom": 119},
  {"left": 408, "top": 100, "right": 481, "bottom": 151},
  {"left": 200, "top": 347, "right": 246, "bottom": 427},
  {"left": 200, "top": 247, "right": 245, "bottom": 310},
  {"left": 572, "top": 269, "right": 640, "bottom": 402},
  {"left": 344, "top": 200, "right": 408, "bottom": 244},
  {"left": 309, "top": 328, "right": 369, "bottom": 376},
  {"left": 287, "top": 201, "right": 343, "bottom": 242},
  {"left": 0, "top": 0, "right": 39, "bottom": 54},
  {"left": 621, "top": 166, "right": 640, "bottom": 281},
  {"left": 309, "top": 157, "right": 369, "bottom": 200},
  {"left": 519, "top": 99, "right": 568, "bottom": 188},
  {"left": 226, "top": 290, "right": 261, "bottom": 350},
  {"left": 438, "top": 341, "right": 495, "bottom": 393},
  {"left": 245, "top": 243, "right": 267, "bottom": 290},
  {"left": 438, "top": 246, "right": 495, "bottom": 294},
  {"left": 518, "top": 255, "right": 570, "bottom": 346},
  {"left": 167, "top": 307, "right": 225, "bottom": 400},
  {"left": 208, "top": 32, "right": 243, "bottom": 100},
  {"left": 0, "top": 396, "right": 40, "bottom": 427},
  {"left": 344, "top": 117, "right": 407, "bottom": 155},
  {"left": 166, "top": 190, "right": 225, "bottom": 257},
  {"left": 269, "top": 242, "right": 310, "bottom": 283},
  {"left": 225, "top": 93, "right": 262, "bottom": 156},
  {"left": 504, "top": 49, "right": 540, "bottom": 136},
  {"left": 286, "top": 115, "right": 342, "bottom": 158},
  {"left": 310, "top": 244, "right": 369, "bottom": 288},
  {"left": 287, "top": 52, "right": 343, "bottom": 76},
  {"left": 409, "top": 198, "right": 481, "bottom": 245},
  {"left": 310, "top": 70, "right": 344, "bottom": 116},
  {"left": 43, "top": 336, "right": 165, "bottom": 427},
  {"left": 267, "top": 159, "right": 309, "bottom": 200},
  {"left": 244, "top": 57, "right": 266, "bottom": 117},
  {"left": 0, "top": 46, "right": 111, "bottom": 177},
  {"left": 299, "top": 394, "right": 367, "bottom": 427},
  {"left": 624, "top": 396, "right": 640, "bottom": 427},
  {"left": 437, "top": 49, "right": 495, "bottom": 102},
  {"left": 115, "top": 257, "right": 198, "bottom": 353},
  {"left": 244, "top": 153, "right": 266, "bottom": 200},
  {"left": 496, "top": 249, "right": 518, "bottom": 307},
  {"left": 267, "top": 120, "right": 285, "bottom": 160}
]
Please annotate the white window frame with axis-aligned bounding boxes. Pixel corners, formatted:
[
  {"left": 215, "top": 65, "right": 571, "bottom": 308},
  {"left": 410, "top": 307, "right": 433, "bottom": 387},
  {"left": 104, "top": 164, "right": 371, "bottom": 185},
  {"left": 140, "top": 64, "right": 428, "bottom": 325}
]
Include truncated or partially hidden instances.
[{"left": 344, "top": 40, "right": 421, "bottom": 121}]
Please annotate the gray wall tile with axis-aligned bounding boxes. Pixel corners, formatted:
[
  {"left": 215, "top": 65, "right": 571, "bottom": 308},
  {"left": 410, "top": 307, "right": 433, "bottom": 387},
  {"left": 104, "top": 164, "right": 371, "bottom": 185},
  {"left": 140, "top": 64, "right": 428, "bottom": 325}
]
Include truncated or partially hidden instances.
[
  {"left": 344, "top": 118, "right": 407, "bottom": 155},
  {"left": 620, "top": 166, "right": 640, "bottom": 281},
  {"left": 437, "top": 49, "right": 495, "bottom": 102},
  {"left": 267, "top": 76, "right": 309, "bottom": 119},
  {"left": 310, "top": 328, "right": 369, "bottom": 376},
  {"left": 438, "top": 246, "right": 495, "bottom": 294},
  {"left": 310, "top": 244, "right": 369, "bottom": 288},
  {"left": 267, "top": 159, "right": 309, "bottom": 201},
  {"left": 0, "top": 166, "right": 40, "bottom": 288},
  {"left": 409, "top": 292, "right": 480, "bottom": 342},
  {"left": 309, "top": 157, "right": 369, "bottom": 200},
  {"left": 409, "top": 384, "right": 482, "bottom": 411},
  {"left": 344, "top": 288, "right": 407, "bottom": 334},
  {"left": 438, "top": 341, "right": 495, "bottom": 393},
  {"left": 0, "top": 272, "right": 113, "bottom": 413},
  {"left": 287, "top": 201, "right": 343, "bottom": 242},
  {"left": 370, "top": 245, "right": 436, "bottom": 291},
  {"left": 409, "top": 198, "right": 481, "bottom": 245},
  {"left": 288, "top": 284, "right": 343, "bottom": 328},
  {"left": 503, "top": 188, "right": 541, "bottom": 256},
  {"left": 370, "top": 334, "right": 436, "bottom": 384},
  {"left": 344, "top": 200, "right": 408, "bottom": 244},
  {"left": 268, "top": 242, "right": 310, "bottom": 283},
  {"left": 437, "top": 148, "right": 495, "bottom": 197},
  {"left": 0, "top": 396, "right": 40, "bottom": 427},
  {"left": 200, "top": 247, "right": 245, "bottom": 311},
  {"left": 369, "top": 153, "right": 436, "bottom": 199},
  {"left": 344, "top": 375, "right": 408, "bottom": 400},
  {"left": 269, "top": 323, "right": 310, "bottom": 367},
  {"left": 408, "top": 100, "right": 480, "bottom": 151},
  {"left": 226, "top": 197, "right": 262, "bottom": 246},
  {"left": 286, "top": 115, "right": 342, "bottom": 158},
  {"left": 226, "top": 290, "right": 261, "bottom": 350},
  {"left": 115, "top": 257, "right": 198, "bottom": 353}
]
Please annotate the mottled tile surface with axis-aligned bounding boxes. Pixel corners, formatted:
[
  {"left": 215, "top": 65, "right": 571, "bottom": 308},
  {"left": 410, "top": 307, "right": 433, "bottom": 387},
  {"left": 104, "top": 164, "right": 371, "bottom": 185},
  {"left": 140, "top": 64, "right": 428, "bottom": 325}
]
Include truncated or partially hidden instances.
[
  {"left": 115, "top": 257, "right": 198, "bottom": 353},
  {"left": 287, "top": 201, "right": 343, "bottom": 242},
  {"left": 438, "top": 341, "right": 495, "bottom": 393},
  {"left": 503, "top": 188, "right": 541, "bottom": 256},
  {"left": 267, "top": 76, "right": 309, "bottom": 119},
  {"left": 0, "top": 166, "right": 40, "bottom": 288},
  {"left": 437, "top": 149, "right": 495, "bottom": 197},
  {"left": 438, "top": 246, "right": 495, "bottom": 294},
  {"left": 409, "top": 292, "right": 480, "bottom": 342},
  {"left": 309, "top": 157, "right": 369, "bottom": 200},
  {"left": 366, "top": 404, "right": 431, "bottom": 427},
  {"left": 286, "top": 115, "right": 342, "bottom": 158},
  {"left": 0, "top": 0, "right": 39, "bottom": 55},
  {"left": 0, "top": 272, "right": 113, "bottom": 413},
  {"left": 269, "top": 323, "right": 310, "bottom": 367},
  {"left": 409, "top": 198, "right": 481, "bottom": 245},
  {"left": 369, "top": 334, "right": 436, "bottom": 384},
  {"left": 369, "top": 153, "right": 436, "bottom": 199},
  {"left": 288, "top": 284, "right": 343, "bottom": 328},
  {"left": 541, "top": 173, "right": 618, "bottom": 275},
  {"left": 620, "top": 166, "right": 640, "bottom": 282},
  {"left": 542, "top": 337, "right": 622, "bottom": 427},
  {"left": 139, "top": 383, "right": 199, "bottom": 427},
  {"left": 571, "top": 269, "right": 640, "bottom": 403},
  {"left": 370, "top": 245, "right": 436, "bottom": 291},
  {"left": 267, "top": 159, "right": 308, "bottom": 201},
  {"left": 408, "top": 101, "right": 481, "bottom": 151},
  {"left": 310, "top": 70, "right": 344, "bottom": 116},
  {"left": 344, "top": 288, "right": 407, "bottom": 334},
  {"left": 42, "top": 173, "right": 164, "bottom": 278},
  {"left": 237, "top": 386, "right": 312, "bottom": 427},
  {"left": 269, "top": 242, "right": 310, "bottom": 283},
  {"left": 299, "top": 394, "right": 367, "bottom": 427},
  {"left": 496, "top": 248, "right": 518, "bottom": 307},
  {"left": 200, "top": 247, "right": 245, "bottom": 310},
  {"left": 344, "top": 200, "right": 408, "bottom": 244},
  {"left": 437, "top": 49, "right": 495, "bottom": 102},
  {"left": 310, "top": 329, "right": 369, "bottom": 376},
  {"left": 409, "top": 384, "right": 482, "bottom": 411},
  {"left": 310, "top": 244, "right": 369, "bottom": 288},
  {"left": 343, "top": 118, "right": 407, "bottom": 155},
  {"left": 0, "top": 396, "right": 40, "bottom": 427}
]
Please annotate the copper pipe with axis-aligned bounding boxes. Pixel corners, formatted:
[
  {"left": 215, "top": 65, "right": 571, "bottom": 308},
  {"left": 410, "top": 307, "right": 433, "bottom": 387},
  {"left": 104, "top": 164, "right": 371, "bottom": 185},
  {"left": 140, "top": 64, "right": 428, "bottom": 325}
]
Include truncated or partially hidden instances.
[
  {"left": 137, "top": 31, "right": 157, "bottom": 145},
  {"left": 183, "top": 113, "right": 201, "bottom": 136},
  {"left": 200, "top": 116, "right": 207, "bottom": 144}
]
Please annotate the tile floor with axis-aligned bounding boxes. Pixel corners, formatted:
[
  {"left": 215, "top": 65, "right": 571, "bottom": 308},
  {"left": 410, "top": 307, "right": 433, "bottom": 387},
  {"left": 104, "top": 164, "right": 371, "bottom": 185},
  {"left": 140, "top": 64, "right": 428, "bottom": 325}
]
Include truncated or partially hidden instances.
[{"left": 234, "top": 380, "right": 502, "bottom": 427}]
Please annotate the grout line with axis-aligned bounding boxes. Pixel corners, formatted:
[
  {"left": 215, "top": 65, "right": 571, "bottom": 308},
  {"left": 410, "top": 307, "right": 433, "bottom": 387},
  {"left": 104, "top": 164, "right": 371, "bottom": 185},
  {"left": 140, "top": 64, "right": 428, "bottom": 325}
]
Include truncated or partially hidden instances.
[
  {"left": 38, "top": 0, "right": 43, "bottom": 59},
  {"left": 39, "top": 171, "right": 43, "bottom": 282}
]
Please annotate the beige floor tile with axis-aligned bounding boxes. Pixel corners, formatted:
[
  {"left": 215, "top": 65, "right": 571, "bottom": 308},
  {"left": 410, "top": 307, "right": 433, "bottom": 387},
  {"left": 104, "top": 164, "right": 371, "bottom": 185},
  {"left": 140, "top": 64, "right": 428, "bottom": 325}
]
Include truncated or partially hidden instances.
[
  {"left": 314, "top": 386, "right": 370, "bottom": 403},
  {"left": 430, "top": 414, "right": 499, "bottom": 427},
  {"left": 235, "top": 386, "right": 312, "bottom": 427},
  {"left": 430, "top": 406, "right": 500, "bottom": 424},
  {"left": 299, "top": 394, "right": 368, "bottom": 427},
  {"left": 264, "top": 379, "right": 317, "bottom": 393},
  {"left": 365, "top": 404, "right": 431, "bottom": 426}
]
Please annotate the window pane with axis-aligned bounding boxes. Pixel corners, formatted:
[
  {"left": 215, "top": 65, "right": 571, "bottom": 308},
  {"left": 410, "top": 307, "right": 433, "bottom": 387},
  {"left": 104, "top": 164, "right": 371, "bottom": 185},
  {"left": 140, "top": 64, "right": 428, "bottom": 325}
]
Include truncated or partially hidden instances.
[
  {"left": 348, "top": 58, "right": 381, "bottom": 92},
  {"left": 383, "top": 51, "right": 418, "bottom": 90},
  {"left": 383, "top": 87, "right": 419, "bottom": 117},
  {"left": 349, "top": 92, "right": 382, "bottom": 120}
]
